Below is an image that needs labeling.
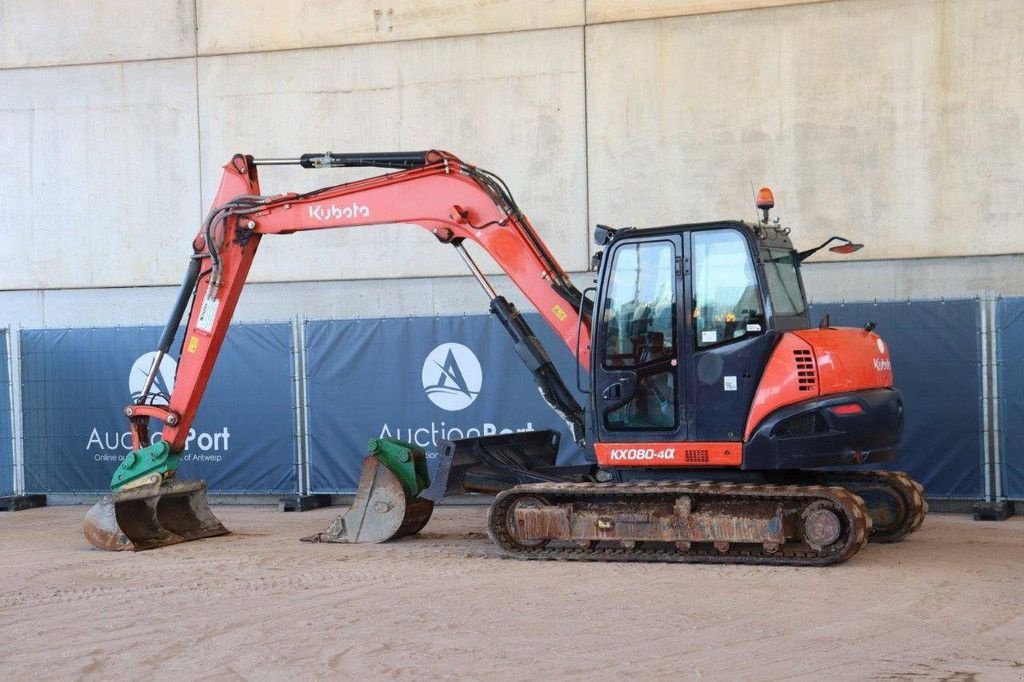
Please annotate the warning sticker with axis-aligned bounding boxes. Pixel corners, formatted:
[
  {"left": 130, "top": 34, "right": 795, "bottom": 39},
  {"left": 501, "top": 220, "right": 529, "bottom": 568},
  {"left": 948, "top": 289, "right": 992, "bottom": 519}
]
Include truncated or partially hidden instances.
[{"left": 196, "top": 297, "right": 219, "bottom": 334}]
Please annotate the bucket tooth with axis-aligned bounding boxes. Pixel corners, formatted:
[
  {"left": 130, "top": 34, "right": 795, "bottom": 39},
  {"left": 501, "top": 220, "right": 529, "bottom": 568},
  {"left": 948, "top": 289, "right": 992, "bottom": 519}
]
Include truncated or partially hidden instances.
[
  {"left": 302, "top": 455, "right": 434, "bottom": 544},
  {"left": 83, "top": 479, "right": 228, "bottom": 551}
]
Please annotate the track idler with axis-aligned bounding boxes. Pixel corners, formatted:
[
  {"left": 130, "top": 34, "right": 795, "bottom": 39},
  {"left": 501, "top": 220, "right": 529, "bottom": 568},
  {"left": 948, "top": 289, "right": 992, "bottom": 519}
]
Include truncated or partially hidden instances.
[
  {"left": 302, "top": 439, "right": 434, "bottom": 544},
  {"left": 83, "top": 476, "right": 229, "bottom": 551},
  {"left": 807, "top": 470, "right": 927, "bottom": 543}
]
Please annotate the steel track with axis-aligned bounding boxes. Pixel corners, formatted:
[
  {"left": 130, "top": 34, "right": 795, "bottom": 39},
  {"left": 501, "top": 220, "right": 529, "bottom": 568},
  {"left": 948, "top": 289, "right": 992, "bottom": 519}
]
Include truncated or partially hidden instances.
[{"left": 487, "top": 481, "right": 872, "bottom": 566}]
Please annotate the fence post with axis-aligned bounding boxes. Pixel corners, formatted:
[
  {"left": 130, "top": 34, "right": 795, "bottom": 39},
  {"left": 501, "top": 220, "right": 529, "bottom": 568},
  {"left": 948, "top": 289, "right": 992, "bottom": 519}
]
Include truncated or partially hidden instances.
[
  {"left": 10, "top": 327, "right": 25, "bottom": 496},
  {"left": 277, "top": 317, "right": 327, "bottom": 511},
  {"left": 973, "top": 291, "right": 1013, "bottom": 520},
  {"left": 290, "top": 316, "right": 308, "bottom": 497},
  {"left": 990, "top": 295, "right": 1003, "bottom": 500},
  {"left": 300, "top": 318, "right": 312, "bottom": 497},
  {"left": 979, "top": 296, "right": 992, "bottom": 501},
  {"left": 0, "top": 326, "right": 44, "bottom": 510},
  {"left": 4, "top": 327, "right": 15, "bottom": 494}
]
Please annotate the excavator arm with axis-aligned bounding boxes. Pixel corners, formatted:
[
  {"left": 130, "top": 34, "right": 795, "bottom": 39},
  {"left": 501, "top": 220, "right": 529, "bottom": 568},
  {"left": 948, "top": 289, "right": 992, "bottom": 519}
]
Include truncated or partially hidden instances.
[{"left": 85, "top": 150, "right": 594, "bottom": 550}]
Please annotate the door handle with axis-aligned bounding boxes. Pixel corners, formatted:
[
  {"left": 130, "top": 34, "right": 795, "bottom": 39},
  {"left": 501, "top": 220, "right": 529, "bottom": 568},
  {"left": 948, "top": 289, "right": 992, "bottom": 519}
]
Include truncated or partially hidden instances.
[{"left": 602, "top": 382, "right": 622, "bottom": 400}]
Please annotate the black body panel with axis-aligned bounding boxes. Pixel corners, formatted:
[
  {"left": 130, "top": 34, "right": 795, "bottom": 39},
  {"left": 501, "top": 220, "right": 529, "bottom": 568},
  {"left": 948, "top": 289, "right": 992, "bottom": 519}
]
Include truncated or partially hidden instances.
[
  {"left": 690, "top": 332, "right": 777, "bottom": 441},
  {"left": 742, "top": 388, "right": 903, "bottom": 469}
]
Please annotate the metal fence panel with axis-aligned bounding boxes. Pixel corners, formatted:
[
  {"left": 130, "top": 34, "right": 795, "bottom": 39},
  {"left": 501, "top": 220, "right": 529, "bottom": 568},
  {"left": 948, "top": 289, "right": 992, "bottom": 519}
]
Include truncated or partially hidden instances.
[
  {"left": 997, "top": 297, "right": 1024, "bottom": 500},
  {"left": 20, "top": 324, "right": 297, "bottom": 494},
  {"left": 809, "top": 299, "right": 984, "bottom": 498},
  {"left": 0, "top": 329, "right": 13, "bottom": 495},
  {"left": 304, "top": 314, "right": 587, "bottom": 493}
]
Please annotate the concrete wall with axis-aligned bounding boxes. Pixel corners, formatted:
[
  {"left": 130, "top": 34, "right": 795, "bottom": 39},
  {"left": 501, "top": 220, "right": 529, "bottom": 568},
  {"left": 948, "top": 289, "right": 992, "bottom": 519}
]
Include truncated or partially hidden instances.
[{"left": 1, "top": 0, "right": 1022, "bottom": 329}]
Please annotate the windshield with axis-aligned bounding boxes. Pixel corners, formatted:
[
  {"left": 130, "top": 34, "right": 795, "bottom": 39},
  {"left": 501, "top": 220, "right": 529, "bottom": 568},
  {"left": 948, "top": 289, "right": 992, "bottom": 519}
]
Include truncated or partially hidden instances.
[{"left": 762, "top": 248, "right": 806, "bottom": 315}]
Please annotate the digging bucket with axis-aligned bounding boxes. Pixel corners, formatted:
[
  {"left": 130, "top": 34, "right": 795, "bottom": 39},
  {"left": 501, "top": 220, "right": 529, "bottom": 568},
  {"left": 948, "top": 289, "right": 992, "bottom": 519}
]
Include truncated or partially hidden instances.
[
  {"left": 301, "top": 453, "right": 434, "bottom": 544},
  {"left": 83, "top": 479, "right": 229, "bottom": 551}
]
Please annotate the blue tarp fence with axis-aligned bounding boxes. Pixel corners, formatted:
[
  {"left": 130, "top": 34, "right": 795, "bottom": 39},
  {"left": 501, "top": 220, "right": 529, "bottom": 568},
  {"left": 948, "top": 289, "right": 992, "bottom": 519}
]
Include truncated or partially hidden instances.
[
  {"left": 0, "top": 328, "right": 14, "bottom": 496},
  {"left": 997, "top": 297, "right": 1024, "bottom": 500},
  {"left": 304, "top": 314, "right": 587, "bottom": 493},
  {"left": 810, "top": 299, "right": 984, "bottom": 499},
  {"left": 19, "top": 324, "right": 297, "bottom": 494},
  {"left": 5, "top": 298, "right": 1013, "bottom": 500}
]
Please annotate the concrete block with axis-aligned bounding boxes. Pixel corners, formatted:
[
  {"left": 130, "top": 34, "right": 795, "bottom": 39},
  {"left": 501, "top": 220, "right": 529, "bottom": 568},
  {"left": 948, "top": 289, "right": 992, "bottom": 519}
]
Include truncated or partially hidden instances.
[
  {"left": 802, "top": 254, "right": 1024, "bottom": 303},
  {"left": 586, "top": 0, "right": 1024, "bottom": 262},
  {"left": 586, "top": 0, "right": 824, "bottom": 24},
  {"left": 197, "top": 0, "right": 584, "bottom": 55},
  {"left": 197, "top": 28, "right": 588, "bottom": 284},
  {"left": 0, "top": 59, "right": 201, "bottom": 290},
  {"left": 0, "top": 0, "right": 196, "bottom": 68}
]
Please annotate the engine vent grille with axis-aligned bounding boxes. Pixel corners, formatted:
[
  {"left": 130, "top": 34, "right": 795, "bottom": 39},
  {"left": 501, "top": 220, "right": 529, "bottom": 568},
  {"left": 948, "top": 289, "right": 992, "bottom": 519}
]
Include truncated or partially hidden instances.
[
  {"left": 773, "top": 412, "right": 829, "bottom": 438},
  {"left": 793, "top": 348, "right": 817, "bottom": 392},
  {"left": 684, "top": 449, "right": 710, "bottom": 464}
]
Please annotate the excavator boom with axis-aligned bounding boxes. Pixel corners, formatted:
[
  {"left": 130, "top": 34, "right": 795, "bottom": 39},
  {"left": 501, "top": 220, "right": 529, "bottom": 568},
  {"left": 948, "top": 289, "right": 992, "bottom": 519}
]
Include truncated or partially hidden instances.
[{"left": 85, "top": 150, "right": 593, "bottom": 550}]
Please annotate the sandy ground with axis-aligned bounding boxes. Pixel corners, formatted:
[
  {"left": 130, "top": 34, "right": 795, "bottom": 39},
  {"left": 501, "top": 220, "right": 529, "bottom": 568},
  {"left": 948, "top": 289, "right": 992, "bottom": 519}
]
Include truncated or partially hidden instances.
[{"left": 1, "top": 506, "right": 1022, "bottom": 681}]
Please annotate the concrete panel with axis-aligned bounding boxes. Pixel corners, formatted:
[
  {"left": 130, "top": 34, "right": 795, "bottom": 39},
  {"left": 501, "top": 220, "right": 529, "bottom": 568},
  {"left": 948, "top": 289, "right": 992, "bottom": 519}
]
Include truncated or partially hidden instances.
[
  {"left": 586, "top": 0, "right": 1024, "bottom": 262},
  {"left": 0, "top": 0, "right": 196, "bottom": 68},
  {"left": 0, "top": 59, "right": 201, "bottom": 290},
  {"left": 197, "top": 0, "right": 584, "bottom": 55},
  {"left": 197, "top": 28, "right": 588, "bottom": 284},
  {"left": 587, "top": 0, "right": 825, "bottom": 24},
  {"left": 2, "top": 253, "right": 1023, "bottom": 330}
]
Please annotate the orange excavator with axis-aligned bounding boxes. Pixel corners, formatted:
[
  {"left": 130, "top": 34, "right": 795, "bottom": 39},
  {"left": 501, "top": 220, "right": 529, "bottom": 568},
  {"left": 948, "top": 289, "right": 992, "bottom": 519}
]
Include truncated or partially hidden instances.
[{"left": 84, "top": 150, "right": 925, "bottom": 565}]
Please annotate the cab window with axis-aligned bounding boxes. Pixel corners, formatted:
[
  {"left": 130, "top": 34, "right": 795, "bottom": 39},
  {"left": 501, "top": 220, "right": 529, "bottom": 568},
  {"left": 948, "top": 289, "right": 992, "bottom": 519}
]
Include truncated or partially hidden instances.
[
  {"left": 692, "top": 230, "right": 764, "bottom": 348},
  {"left": 602, "top": 241, "right": 676, "bottom": 368}
]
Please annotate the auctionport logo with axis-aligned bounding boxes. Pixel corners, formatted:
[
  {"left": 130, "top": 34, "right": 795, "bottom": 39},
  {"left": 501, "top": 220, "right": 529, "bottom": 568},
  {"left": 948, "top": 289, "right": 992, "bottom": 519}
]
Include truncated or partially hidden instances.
[
  {"left": 421, "top": 343, "right": 482, "bottom": 411},
  {"left": 129, "top": 352, "right": 177, "bottom": 406}
]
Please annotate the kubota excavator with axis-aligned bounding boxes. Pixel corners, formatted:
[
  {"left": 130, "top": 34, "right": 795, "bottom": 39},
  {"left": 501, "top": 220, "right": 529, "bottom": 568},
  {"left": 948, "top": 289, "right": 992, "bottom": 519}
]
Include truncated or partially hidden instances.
[{"left": 83, "top": 150, "right": 926, "bottom": 565}]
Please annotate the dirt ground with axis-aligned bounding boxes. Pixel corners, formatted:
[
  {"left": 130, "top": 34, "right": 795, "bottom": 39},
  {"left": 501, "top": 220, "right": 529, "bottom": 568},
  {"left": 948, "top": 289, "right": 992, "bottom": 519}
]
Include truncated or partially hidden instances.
[{"left": 1, "top": 506, "right": 1022, "bottom": 681}]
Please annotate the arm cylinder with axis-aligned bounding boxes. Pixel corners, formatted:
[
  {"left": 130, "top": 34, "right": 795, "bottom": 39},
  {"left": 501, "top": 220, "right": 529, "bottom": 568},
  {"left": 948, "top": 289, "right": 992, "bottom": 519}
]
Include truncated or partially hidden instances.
[{"left": 298, "top": 151, "right": 431, "bottom": 170}]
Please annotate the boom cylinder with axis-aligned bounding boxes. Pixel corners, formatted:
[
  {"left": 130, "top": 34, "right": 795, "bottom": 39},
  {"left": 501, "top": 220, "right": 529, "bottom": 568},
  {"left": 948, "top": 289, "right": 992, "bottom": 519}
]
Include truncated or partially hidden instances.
[{"left": 137, "top": 256, "right": 201, "bottom": 404}]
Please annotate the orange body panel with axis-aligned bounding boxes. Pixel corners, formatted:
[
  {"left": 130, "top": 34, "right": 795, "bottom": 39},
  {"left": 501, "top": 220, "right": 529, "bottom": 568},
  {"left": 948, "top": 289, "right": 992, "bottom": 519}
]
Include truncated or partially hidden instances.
[
  {"left": 743, "top": 328, "right": 894, "bottom": 440},
  {"left": 791, "top": 328, "right": 894, "bottom": 395},
  {"left": 594, "top": 442, "right": 742, "bottom": 467}
]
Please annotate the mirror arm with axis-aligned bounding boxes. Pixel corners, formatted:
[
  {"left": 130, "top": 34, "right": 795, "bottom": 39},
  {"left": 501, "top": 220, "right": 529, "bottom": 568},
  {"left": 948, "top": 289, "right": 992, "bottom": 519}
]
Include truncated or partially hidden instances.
[{"left": 798, "top": 236, "right": 847, "bottom": 261}]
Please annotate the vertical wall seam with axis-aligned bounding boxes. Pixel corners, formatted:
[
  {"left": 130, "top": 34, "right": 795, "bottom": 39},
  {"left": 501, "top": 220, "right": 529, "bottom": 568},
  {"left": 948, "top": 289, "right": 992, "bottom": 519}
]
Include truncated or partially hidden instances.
[
  {"left": 192, "top": 0, "right": 204, "bottom": 223},
  {"left": 581, "top": 19, "right": 592, "bottom": 266}
]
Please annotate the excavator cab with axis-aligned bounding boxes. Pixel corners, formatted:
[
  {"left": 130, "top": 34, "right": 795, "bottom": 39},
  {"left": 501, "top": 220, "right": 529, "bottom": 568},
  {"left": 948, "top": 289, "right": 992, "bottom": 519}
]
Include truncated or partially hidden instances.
[
  {"left": 588, "top": 217, "right": 904, "bottom": 475},
  {"left": 591, "top": 220, "right": 806, "bottom": 450}
]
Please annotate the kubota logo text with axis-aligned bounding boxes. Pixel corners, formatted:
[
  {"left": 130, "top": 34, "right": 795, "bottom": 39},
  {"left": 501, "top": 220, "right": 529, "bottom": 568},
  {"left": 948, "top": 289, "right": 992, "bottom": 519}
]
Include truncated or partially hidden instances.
[
  {"left": 308, "top": 202, "right": 370, "bottom": 221},
  {"left": 421, "top": 343, "right": 482, "bottom": 411},
  {"left": 129, "top": 352, "right": 177, "bottom": 406}
]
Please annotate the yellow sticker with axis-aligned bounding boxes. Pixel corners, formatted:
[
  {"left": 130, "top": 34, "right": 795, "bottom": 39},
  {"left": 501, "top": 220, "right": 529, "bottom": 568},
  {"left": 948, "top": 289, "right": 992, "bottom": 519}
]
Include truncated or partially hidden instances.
[
  {"left": 552, "top": 305, "right": 568, "bottom": 322},
  {"left": 187, "top": 336, "right": 199, "bottom": 353}
]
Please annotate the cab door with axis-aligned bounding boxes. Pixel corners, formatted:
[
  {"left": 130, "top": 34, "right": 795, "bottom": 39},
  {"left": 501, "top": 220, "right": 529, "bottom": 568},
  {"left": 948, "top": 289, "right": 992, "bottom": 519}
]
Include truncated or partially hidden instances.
[
  {"left": 592, "top": 235, "right": 687, "bottom": 445},
  {"left": 687, "top": 227, "right": 776, "bottom": 442}
]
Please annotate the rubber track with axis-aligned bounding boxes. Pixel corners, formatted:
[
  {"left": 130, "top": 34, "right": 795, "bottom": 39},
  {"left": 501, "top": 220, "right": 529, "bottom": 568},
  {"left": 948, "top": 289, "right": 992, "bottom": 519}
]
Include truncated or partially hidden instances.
[
  {"left": 811, "top": 470, "right": 927, "bottom": 543},
  {"left": 487, "top": 481, "right": 872, "bottom": 566}
]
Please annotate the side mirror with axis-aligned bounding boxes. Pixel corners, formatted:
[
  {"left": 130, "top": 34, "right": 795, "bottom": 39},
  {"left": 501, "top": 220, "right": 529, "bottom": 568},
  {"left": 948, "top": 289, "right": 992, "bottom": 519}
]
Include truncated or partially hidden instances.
[{"left": 799, "top": 236, "right": 863, "bottom": 261}]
